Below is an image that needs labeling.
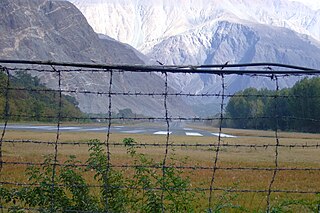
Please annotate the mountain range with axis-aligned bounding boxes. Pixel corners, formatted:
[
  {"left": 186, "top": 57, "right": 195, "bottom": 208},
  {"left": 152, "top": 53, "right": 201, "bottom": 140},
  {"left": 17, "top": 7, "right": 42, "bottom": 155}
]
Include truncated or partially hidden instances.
[
  {"left": 1, "top": 0, "right": 320, "bottom": 117},
  {"left": 69, "top": 0, "right": 320, "bottom": 115},
  {"left": 69, "top": 0, "right": 320, "bottom": 54},
  {"left": 0, "top": 0, "right": 192, "bottom": 117}
]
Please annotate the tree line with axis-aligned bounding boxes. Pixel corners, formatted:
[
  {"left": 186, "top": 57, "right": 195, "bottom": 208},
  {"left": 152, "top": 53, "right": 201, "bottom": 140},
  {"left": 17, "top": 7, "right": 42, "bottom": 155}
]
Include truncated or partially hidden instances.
[
  {"left": 0, "top": 71, "right": 84, "bottom": 122},
  {"left": 225, "top": 77, "right": 320, "bottom": 133}
]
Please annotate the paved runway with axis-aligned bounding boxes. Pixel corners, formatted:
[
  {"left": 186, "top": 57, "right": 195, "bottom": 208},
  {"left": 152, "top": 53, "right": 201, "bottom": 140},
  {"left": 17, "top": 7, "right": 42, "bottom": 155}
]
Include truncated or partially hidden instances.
[{"left": 0, "top": 124, "right": 237, "bottom": 138}]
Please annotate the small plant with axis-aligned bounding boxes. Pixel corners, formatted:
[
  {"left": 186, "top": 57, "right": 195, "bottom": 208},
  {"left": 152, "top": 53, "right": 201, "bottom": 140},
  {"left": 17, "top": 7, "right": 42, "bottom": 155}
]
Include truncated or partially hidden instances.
[
  {"left": 0, "top": 154, "right": 99, "bottom": 212},
  {"left": 123, "top": 137, "right": 196, "bottom": 212},
  {"left": 86, "top": 139, "right": 128, "bottom": 212},
  {"left": 268, "top": 194, "right": 320, "bottom": 213},
  {"left": 208, "top": 185, "right": 247, "bottom": 213},
  {"left": 0, "top": 138, "right": 198, "bottom": 212}
]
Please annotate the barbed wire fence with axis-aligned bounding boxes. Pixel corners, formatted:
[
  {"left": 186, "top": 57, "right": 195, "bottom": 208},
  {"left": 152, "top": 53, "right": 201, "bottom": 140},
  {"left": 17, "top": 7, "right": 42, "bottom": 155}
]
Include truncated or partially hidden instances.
[{"left": 0, "top": 60, "right": 320, "bottom": 212}]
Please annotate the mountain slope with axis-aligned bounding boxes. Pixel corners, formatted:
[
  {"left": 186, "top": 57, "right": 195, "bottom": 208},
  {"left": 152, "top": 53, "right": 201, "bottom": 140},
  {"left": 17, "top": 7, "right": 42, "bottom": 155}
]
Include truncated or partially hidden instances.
[
  {"left": 0, "top": 70, "right": 84, "bottom": 121},
  {"left": 150, "top": 20, "right": 320, "bottom": 92},
  {"left": 0, "top": 0, "right": 143, "bottom": 64},
  {"left": 69, "top": 0, "right": 320, "bottom": 52},
  {"left": 0, "top": 0, "right": 192, "bottom": 117},
  {"left": 68, "top": 0, "right": 320, "bottom": 116}
]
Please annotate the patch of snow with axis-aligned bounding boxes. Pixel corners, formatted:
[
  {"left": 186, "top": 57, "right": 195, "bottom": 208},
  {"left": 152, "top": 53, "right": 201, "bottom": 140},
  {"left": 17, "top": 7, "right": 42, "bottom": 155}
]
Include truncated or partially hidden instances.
[
  {"left": 185, "top": 132, "right": 203, "bottom": 136},
  {"left": 153, "top": 131, "right": 172, "bottom": 135},
  {"left": 121, "top": 130, "right": 145, "bottom": 133},
  {"left": 212, "top": 133, "right": 237, "bottom": 138}
]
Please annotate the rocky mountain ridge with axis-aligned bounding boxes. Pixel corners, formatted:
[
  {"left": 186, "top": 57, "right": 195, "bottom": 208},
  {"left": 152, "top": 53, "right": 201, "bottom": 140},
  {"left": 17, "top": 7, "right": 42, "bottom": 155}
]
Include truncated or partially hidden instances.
[{"left": 0, "top": 0, "right": 192, "bottom": 117}]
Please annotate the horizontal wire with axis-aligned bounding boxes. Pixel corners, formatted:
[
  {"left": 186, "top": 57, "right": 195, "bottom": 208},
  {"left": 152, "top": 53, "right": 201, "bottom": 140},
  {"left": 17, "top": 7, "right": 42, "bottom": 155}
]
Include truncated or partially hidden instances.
[
  {"left": 0, "top": 206, "right": 99, "bottom": 213},
  {"left": 2, "top": 161, "right": 320, "bottom": 172},
  {"left": 1, "top": 181, "right": 319, "bottom": 194},
  {"left": 4, "top": 113, "right": 320, "bottom": 123},
  {"left": 4, "top": 67, "right": 320, "bottom": 83},
  {"left": 2, "top": 59, "right": 320, "bottom": 74},
  {"left": 2, "top": 140, "right": 320, "bottom": 149},
  {"left": 7, "top": 86, "right": 320, "bottom": 99}
]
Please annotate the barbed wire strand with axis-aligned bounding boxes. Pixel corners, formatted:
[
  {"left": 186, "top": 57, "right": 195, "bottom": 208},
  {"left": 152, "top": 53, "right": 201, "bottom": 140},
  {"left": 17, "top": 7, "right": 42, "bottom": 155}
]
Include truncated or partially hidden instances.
[
  {"left": 2, "top": 180, "right": 320, "bottom": 194},
  {"left": 7, "top": 85, "right": 320, "bottom": 99},
  {"left": 50, "top": 66, "right": 62, "bottom": 212},
  {"left": 4, "top": 160, "right": 320, "bottom": 171},
  {"left": 0, "top": 67, "right": 10, "bottom": 172},
  {"left": 103, "top": 69, "right": 113, "bottom": 212},
  {"left": 161, "top": 72, "right": 171, "bottom": 213},
  {"left": 208, "top": 74, "right": 226, "bottom": 212},
  {"left": 1, "top": 59, "right": 319, "bottom": 73},
  {"left": 267, "top": 75, "right": 281, "bottom": 212},
  {"left": 2, "top": 139, "right": 320, "bottom": 149}
]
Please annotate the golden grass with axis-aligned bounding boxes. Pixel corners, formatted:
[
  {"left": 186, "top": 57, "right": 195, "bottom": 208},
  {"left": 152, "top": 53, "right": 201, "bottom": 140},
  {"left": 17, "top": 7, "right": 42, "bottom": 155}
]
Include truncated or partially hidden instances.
[{"left": 1, "top": 127, "right": 320, "bottom": 211}]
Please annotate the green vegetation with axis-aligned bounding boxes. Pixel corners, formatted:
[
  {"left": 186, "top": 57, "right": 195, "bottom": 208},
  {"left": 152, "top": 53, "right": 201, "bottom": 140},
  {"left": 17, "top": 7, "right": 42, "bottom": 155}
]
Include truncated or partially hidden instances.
[
  {"left": 268, "top": 197, "right": 320, "bottom": 213},
  {"left": 225, "top": 77, "right": 320, "bottom": 133},
  {"left": 0, "top": 138, "right": 199, "bottom": 212},
  {"left": 0, "top": 71, "right": 84, "bottom": 122}
]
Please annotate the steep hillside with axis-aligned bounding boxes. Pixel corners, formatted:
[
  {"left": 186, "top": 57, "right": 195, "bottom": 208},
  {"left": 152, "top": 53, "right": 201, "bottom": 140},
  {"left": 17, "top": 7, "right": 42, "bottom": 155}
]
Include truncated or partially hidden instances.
[
  {"left": 69, "top": 0, "right": 320, "bottom": 115},
  {"left": 0, "top": 0, "right": 192, "bottom": 117},
  {"left": 0, "top": 0, "right": 142, "bottom": 64},
  {"left": 0, "top": 70, "right": 84, "bottom": 121},
  {"left": 150, "top": 20, "right": 320, "bottom": 92}
]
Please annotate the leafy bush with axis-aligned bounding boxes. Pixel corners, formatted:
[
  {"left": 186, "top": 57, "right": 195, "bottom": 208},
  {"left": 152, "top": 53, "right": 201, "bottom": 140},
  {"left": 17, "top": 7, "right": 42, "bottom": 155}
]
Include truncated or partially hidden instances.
[
  {"left": 0, "top": 138, "right": 197, "bottom": 212},
  {"left": 123, "top": 138, "right": 196, "bottom": 212},
  {"left": 86, "top": 140, "right": 127, "bottom": 212},
  {"left": 0, "top": 154, "right": 99, "bottom": 212}
]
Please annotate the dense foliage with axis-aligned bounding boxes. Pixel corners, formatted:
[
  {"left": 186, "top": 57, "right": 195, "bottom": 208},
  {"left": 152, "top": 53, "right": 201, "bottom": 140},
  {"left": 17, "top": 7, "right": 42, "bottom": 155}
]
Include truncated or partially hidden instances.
[
  {"left": 0, "top": 71, "right": 84, "bottom": 122},
  {"left": 225, "top": 77, "right": 320, "bottom": 133}
]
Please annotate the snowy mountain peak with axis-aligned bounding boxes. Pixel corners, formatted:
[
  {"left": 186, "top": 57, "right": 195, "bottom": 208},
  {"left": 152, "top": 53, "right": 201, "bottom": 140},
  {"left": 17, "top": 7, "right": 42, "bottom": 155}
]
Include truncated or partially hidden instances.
[
  {"left": 69, "top": 0, "right": 320, "bottom": 53},
  {"left": 67, "top": 0, "right": 320, "bottom": 116}
]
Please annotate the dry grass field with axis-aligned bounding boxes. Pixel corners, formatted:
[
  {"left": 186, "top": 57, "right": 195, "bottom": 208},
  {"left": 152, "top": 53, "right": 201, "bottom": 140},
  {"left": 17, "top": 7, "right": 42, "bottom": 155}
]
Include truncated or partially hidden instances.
[{"left": 1, "top": 124, "right": 320, "bottom": 211}]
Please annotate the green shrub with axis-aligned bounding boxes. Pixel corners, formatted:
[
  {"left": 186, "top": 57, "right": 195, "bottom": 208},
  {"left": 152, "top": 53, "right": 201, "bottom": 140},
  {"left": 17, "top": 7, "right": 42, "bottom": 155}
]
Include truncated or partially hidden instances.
[{"left": 0, "top": 138, "right": 197, "bottom": 212}]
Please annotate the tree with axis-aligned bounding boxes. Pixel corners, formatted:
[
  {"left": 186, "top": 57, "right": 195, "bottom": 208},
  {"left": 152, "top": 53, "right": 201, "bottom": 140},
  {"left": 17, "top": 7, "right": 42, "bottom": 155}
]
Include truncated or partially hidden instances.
[
  {"left": 288, "top": 78, "right": 320, "bottom": 132},
  {"left": 0, "top": 71, "right": 84, "bottom": 122},
  {"left": 225, "top": 77, "right": 320, "bottom": 133}
]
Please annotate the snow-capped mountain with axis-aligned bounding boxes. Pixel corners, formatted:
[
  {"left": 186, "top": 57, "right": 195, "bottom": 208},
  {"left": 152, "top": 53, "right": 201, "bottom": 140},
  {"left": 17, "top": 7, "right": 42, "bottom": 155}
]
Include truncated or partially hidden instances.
[
  {"left": 69, "top": 0, "right": 320, "bottom": 52},
  {"left": 68, "top": 0, "right": 320, "bottom": 69},
  {"left": 68, "top": 0, "right": 320, "bottom": 115}
]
